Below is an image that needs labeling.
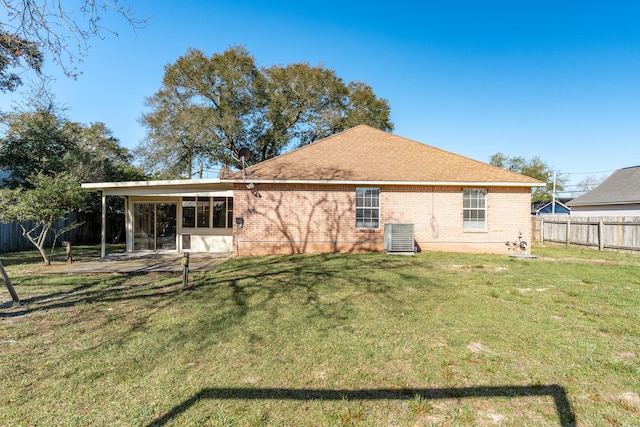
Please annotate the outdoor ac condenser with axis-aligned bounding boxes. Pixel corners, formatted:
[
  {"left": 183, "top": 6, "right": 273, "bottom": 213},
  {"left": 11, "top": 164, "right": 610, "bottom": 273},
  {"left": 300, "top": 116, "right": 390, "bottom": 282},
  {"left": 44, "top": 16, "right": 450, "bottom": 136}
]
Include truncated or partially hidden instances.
[{"left": 384, "top": 223, "right": 415, "bottom": 254}]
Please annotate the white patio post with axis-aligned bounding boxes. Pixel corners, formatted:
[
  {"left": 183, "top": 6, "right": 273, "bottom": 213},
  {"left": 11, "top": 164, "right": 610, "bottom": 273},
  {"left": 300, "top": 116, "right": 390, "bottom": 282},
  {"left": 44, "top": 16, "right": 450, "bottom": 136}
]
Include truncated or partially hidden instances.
[{"left": 101, "top": 191, "right": 107, "bottom": 258}]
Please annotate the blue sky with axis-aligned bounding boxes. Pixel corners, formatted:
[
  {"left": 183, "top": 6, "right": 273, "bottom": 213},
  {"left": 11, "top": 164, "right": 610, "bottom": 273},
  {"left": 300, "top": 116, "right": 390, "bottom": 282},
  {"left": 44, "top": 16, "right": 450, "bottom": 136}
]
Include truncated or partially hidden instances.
[{"left": 2, "top": 1, "right": 640, "bottom": 191}]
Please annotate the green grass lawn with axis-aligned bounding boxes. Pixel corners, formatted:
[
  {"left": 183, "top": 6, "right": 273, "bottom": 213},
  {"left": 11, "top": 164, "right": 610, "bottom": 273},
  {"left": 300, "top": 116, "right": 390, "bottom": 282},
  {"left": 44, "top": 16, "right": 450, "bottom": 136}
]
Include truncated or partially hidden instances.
[{"left": 1, "top": 245, "right": 639, "bottom": 426}]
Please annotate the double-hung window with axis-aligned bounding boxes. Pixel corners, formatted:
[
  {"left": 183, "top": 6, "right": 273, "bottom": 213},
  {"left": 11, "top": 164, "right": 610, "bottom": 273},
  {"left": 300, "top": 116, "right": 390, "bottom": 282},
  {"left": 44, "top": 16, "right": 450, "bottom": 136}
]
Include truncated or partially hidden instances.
[
  {"left": 356, "top": 188, "right": 380, "bottom": 229},
  {"left": 463, "top": 188, "right": 487, "bottom": 230}
]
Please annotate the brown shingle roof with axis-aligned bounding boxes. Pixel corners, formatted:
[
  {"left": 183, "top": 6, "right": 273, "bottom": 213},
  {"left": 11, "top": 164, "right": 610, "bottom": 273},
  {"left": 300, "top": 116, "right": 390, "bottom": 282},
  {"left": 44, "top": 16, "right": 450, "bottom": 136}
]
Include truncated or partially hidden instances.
[{"left": 233, "top": 125, "right": 543, "bottom": 185}]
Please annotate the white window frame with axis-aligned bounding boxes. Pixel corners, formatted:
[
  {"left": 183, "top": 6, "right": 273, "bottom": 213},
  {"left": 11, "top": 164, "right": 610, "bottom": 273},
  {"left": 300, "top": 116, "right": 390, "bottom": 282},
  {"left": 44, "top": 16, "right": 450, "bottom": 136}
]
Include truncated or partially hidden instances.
[
  {"left": 355, "top": 187, "right": 380, "bottom": 229},
  {"left": 463, "top": 188, "right": 487, "bottom": 230},
  {"left": 182, "top": 197, "right": 233, "bottom": 229},
  {"left": 212, "top": 197, "right": 233, "bottom": 229}
]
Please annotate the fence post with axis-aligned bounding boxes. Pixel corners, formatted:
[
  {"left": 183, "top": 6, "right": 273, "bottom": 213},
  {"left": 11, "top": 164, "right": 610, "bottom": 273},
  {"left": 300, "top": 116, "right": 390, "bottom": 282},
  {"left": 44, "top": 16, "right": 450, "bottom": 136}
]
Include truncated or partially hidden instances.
[
  {"left": 566, "top": 217, "right": 571, "bottom": 246},
  {"left": 617, "top": 216, "right": 622, "bottom": 251},
  {"left": 181, "top": 252, "right": 190, "bottom": 289},
  {"left": 598, "top": 219, "right": 604, "bottom": 251},
  {"left": 540, "top": 217, "right": 544, "bottom": 244}
]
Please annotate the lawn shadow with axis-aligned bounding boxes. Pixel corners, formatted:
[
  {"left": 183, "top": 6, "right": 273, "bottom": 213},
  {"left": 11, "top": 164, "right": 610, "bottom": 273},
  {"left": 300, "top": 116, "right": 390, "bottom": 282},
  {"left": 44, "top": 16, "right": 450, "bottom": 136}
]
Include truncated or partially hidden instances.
[
  {"left": 146, "top": 384, "right": 576, "bottom": 427},
  {"left": 175, "top": 252, "right": 434, "bottom": 341},
  {"left": 0, "top": 273, "right": 183, "bottom": 318}
]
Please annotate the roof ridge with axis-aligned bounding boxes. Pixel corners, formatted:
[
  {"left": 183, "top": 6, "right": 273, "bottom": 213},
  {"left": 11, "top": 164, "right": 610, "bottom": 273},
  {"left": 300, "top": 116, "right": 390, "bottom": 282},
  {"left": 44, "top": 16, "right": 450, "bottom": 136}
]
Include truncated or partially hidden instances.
[
  {"left": 354, "top": 126, "right": 540, "bottom": 182},
  {"left": 230, "top": 125, "right": 543, "bottom": 184},
  {"left": 237, "top": 125, "right": 371, "bottom": 176}
]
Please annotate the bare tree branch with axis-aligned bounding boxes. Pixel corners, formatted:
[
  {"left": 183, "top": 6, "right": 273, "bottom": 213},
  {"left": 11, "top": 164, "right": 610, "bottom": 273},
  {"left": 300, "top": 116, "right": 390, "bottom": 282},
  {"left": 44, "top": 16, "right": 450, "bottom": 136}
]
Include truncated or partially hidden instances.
[{"left": 1, "top": 0, "right": 149, "bottom": 83}]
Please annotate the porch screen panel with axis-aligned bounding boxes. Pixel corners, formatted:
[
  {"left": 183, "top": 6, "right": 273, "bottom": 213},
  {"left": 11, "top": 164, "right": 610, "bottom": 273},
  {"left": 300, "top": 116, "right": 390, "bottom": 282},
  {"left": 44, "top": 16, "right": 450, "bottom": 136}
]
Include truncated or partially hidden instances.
[
  {"left": 197, "top": 198, "right": 210, "bottom": 228},
  {"left": 182, "top": 197, "right": 196, "bottom": 228},
  {"left": 133, "top": 203, "right": 155, "bottom": 250},
  {"left": 156, "top": 203, "right": 177, "bottom": 250},
  {"left": 227, "top": 198, "right": 233, "bottom": 229},
  {"left": 213, "top": 197, "right": 229, "bottom": 228}
]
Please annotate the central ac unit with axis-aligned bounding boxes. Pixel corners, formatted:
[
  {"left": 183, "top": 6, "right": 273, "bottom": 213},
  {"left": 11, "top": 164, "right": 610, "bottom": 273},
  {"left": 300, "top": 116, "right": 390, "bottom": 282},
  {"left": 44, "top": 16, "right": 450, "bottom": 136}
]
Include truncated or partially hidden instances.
[{"left": 384, "top": 223, "right": 415, "bottom": 254}]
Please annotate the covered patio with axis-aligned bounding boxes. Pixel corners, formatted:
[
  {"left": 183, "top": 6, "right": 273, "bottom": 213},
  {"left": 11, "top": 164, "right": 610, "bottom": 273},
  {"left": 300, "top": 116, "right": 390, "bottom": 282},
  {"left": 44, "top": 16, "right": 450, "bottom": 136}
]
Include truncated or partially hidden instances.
[{"left": 82, "top": 178, "right": 235, "bottom": 258}]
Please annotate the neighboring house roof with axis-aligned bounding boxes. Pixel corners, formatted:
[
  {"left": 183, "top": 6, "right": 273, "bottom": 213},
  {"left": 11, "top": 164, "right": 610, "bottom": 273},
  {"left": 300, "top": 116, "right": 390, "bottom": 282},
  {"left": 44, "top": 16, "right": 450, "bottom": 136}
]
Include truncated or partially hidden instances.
[
  {"left": 567, "top": 166, "right": 640, "bottom": 207},
  {"left": 233, "top": 125, "right": 544, "bottom": 186},
  {"left": 531, "top": 200, "right": 571, "bottom": 215}
]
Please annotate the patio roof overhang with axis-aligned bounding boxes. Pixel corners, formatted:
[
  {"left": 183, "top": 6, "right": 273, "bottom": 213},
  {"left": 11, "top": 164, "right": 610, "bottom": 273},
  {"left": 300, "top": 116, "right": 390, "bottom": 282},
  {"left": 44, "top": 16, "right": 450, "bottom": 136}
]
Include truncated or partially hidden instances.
[{"left": 82, "top": 178, "right": 234, "bottom": 197}]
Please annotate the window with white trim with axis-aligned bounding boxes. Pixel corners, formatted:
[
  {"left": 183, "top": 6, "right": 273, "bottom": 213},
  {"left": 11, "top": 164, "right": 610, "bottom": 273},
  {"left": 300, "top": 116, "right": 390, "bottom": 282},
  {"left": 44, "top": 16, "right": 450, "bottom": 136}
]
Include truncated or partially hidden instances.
[
  {"left": 463, "top": 188, "right": 487, "bottom": 230},
  {"left": 356, "top": 188, "right": 380, "bottom": 229},
  {"left": 182, "top": 197, "right": 233, "bottom": 229}
]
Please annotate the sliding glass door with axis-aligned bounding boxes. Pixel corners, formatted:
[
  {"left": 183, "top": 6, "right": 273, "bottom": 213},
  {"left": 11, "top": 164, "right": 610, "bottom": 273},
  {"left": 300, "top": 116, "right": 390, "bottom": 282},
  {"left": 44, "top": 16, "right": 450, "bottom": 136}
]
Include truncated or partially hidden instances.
[{"left": 133, "top": 203, "right": 177, "bottom": 251}]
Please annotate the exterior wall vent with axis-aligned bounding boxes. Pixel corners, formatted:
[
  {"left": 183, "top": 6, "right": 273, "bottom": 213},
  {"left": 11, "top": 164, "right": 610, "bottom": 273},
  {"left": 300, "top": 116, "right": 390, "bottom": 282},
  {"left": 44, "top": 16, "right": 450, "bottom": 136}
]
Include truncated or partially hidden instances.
[{"left": 384, "top": 223, "right": 415, "bottom": 254}]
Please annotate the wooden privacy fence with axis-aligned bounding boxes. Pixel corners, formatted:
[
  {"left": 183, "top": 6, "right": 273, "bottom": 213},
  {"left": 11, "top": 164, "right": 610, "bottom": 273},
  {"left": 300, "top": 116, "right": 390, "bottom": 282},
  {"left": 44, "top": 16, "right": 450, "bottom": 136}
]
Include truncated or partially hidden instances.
[
  {"left": 0, "top": 212, "right": 102, "bottom": 252},
  {"left": 532, "top": 215, "right": 640, "bottom": 253}
]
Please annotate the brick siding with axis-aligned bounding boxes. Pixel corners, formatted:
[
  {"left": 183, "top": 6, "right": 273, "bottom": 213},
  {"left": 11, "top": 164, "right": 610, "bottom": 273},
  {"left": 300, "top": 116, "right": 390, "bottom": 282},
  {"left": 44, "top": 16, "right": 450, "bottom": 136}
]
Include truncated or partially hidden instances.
[{"left": 233, "top": 183, "right": 532, "bottom": 256}]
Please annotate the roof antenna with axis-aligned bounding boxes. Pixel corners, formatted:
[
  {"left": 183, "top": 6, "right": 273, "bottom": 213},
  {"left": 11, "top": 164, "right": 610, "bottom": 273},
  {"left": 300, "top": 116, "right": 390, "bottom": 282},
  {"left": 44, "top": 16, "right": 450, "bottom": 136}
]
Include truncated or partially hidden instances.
[
  {"left": 238, "top": 147, "right": 254, "bottom": 191},
  {"left": 237, "top": 147, "right": 251, "bottom": 181}
]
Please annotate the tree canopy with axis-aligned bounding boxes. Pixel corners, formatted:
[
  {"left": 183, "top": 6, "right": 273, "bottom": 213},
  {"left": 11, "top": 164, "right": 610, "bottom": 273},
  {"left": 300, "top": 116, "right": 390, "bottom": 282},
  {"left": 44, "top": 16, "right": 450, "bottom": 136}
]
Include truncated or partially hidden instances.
[
  {"left": 0, "top": 31, "right": 42, "bottom": 92},
  {"left": 0, "top": 109, "right": 73, "bottom": 187},
  {"left": 0, "top": 108, "right": 145, "bottom": 188},
  {"left": 136, "top": 46, "right": 393, "bottom": 178},
  {"left": 489, "top": 152, "right": 567, "bottom": 201}
]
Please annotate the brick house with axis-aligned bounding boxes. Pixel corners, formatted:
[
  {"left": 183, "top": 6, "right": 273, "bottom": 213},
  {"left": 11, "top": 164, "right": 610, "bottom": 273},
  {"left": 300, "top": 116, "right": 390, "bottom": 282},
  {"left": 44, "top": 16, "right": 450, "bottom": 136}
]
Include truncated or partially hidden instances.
[{"left": 84, "top": 125, "right": 544, "bottom": 257}]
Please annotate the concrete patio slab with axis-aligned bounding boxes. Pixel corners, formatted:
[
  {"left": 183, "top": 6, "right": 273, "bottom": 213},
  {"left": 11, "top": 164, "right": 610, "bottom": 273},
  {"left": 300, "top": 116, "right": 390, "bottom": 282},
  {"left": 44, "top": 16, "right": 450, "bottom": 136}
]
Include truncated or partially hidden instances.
[{"left": 34, "top": 252, "right": 233, "bottom": 274}]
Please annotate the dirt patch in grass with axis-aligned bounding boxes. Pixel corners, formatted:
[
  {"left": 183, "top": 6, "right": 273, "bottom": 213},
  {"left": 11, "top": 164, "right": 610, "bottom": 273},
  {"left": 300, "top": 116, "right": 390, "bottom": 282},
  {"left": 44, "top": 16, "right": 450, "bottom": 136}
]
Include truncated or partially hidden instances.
[
  {"left": 440, "top": 264, "right": 510, "bottom": 272},
  {"left": 466, "top": 342, "right": 496, "bottom": 355},
  {"left": 618, "top": 392, "right": 640, "bottom": 412},
  {"left": 616, "top": 351, "right": 636, "bottom": 360}
]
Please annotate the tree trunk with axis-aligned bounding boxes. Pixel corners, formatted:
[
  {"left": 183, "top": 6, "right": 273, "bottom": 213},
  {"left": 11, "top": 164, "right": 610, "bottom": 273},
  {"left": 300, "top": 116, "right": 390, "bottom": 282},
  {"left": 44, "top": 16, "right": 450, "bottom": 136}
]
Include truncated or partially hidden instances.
[
  {"left": 38, "top": 245, "right": 51, "bottom": 265},
  {"left": 0, "top": 260, "right": 20, "bottom": 304},
  {"left": 20, "top": 223, "right": 51, "bottom": 265}
]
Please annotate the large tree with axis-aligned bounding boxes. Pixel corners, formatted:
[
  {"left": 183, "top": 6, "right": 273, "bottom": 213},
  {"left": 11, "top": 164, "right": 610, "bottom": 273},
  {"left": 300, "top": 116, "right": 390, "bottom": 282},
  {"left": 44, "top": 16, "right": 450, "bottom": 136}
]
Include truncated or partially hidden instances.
[
  {"left": 137, "top": 46, "right": 393, "bottom": 178},
  {"left": 489, "top": 152, "right": 567, "bottom": 202},
  {"left": 0, "top": 109, "right": 74, "bottom": 187},
  {"left": 63, "top": 121, "right": 145, "bottom": 183},
  {"left": 0, "top": 108, "right": 144, "bottom": 187}
]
